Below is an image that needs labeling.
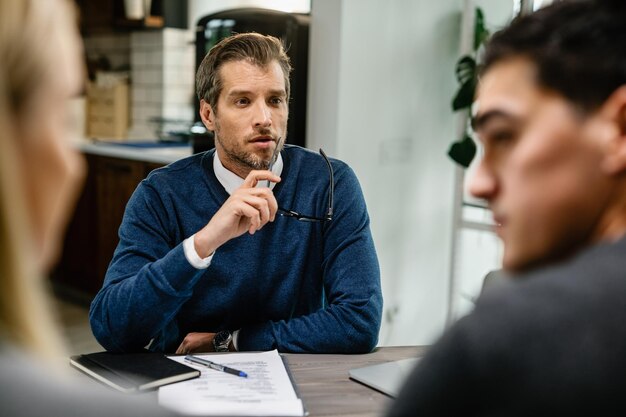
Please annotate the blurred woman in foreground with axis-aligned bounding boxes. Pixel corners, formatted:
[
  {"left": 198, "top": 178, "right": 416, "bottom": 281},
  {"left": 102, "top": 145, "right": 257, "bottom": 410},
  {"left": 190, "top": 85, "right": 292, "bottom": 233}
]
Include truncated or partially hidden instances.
[{"left": 0, "top": 0, "right": 177, "bottom": 415}]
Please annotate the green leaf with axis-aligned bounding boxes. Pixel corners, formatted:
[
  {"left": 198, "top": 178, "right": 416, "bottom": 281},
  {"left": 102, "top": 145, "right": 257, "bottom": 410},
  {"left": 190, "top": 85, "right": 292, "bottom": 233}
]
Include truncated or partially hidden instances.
[
  {"left": 474, "top": 7, "right": 490, "bottom": 51},
  {"left": 455, "top": 55, "right": 476, "bottom": 84},
  {"left": 452, "top": 56, "right": 477, "bottom": 111},
  {"left": 447, "top": 134, "right": 477, "bottom": 168},
  {"left": 452, "top": 79, "right": 476, "bottom": 111}
]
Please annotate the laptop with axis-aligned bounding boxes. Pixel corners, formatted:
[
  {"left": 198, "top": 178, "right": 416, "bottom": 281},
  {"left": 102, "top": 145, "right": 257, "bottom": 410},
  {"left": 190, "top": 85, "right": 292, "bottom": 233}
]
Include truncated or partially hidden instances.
[{"left": 349, "top": 357, "right": 421, "bottom": 397}]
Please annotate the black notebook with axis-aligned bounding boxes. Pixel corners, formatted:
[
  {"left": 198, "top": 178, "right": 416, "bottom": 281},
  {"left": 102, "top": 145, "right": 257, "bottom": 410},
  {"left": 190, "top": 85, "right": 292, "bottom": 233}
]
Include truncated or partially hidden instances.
[{"left": 70, "top": 352, "right": 201, "bottom": 393}]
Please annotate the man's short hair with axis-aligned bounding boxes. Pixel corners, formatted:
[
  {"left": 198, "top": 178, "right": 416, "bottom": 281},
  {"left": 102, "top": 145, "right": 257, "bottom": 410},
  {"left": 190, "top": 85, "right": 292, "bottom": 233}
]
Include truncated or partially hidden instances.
[
  {"left": 196, "top": 32, "right": 292, "bottom": 113},
  {"left": 481, "top": 0, "right": 626, "bottom": 113}
]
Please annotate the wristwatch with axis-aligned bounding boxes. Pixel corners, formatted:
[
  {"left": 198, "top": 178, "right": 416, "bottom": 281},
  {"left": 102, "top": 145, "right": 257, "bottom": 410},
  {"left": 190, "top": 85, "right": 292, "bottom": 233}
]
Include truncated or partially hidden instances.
[{"left": 213, "top": 330, "right": 232, "bottom": 352}]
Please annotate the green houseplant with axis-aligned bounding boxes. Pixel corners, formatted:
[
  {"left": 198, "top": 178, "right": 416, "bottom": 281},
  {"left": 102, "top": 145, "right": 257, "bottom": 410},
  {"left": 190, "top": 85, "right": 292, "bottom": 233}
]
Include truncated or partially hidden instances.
[{"left": 448, "top": 7, "right": 490, "bottom": 168}]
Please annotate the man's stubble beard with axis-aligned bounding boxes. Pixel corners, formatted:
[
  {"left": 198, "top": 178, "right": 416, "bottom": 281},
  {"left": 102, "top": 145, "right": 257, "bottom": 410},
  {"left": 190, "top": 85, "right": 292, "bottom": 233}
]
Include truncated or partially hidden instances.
[
  {"left": 214, "top": 123, "right": 267, "bottom": 173},
  {"left": 214, "top": 119, "right": 286, "bottom": 173},
  {"left": 216, "top": 134, "right": 268, "bottom": 171}
]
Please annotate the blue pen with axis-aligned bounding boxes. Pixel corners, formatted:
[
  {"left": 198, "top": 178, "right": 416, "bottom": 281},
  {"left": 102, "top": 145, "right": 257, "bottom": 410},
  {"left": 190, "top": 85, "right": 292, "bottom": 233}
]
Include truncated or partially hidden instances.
[{"left": 184, "top": 355, "right": 248, "bottom": 378}]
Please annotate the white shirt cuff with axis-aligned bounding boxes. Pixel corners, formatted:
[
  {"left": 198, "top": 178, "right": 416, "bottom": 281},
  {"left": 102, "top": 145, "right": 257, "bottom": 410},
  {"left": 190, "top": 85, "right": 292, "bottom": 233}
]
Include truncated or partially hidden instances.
[
  {"left": 183, "top": 234, "right": 214, "bottom": 269},
  {"left": 232, "top": 329, "right": 240, "bottom": 351}
]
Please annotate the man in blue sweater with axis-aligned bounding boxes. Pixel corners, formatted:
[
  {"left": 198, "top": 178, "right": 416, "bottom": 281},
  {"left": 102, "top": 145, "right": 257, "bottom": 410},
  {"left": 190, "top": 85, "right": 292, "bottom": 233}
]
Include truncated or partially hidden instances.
[{"left": 89, "top": 33, "right": 382, "bottom": 354}]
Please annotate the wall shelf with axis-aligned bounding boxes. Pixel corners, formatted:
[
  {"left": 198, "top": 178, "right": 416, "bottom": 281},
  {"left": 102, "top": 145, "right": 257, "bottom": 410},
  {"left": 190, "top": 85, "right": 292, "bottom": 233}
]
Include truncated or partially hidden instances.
[{"left": 114, "top": 15, "right": 164, "bottom": 30}]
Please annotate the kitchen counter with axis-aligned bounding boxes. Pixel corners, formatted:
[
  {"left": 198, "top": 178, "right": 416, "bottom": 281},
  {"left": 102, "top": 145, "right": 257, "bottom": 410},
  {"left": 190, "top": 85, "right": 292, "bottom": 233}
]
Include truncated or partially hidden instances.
[
  {"left": 55, "top": 140, "right": 197, "bottom": 294},
  {"left": 78, "top": 140, "right": 194, "bottom": 165}
]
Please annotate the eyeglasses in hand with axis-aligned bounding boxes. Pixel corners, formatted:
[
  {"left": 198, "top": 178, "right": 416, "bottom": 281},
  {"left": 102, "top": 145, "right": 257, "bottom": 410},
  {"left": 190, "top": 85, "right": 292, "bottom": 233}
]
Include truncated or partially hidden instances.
[{"left": 272, "top": 148, "right": 334, "bottom": 223}]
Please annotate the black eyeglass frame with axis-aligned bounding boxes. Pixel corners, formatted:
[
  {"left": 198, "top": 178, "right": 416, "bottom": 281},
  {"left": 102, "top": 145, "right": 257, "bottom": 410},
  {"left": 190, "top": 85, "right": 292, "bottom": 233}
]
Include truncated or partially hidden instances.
[{"left": 277, "top": 149, "right": 334, "bottom": 222}]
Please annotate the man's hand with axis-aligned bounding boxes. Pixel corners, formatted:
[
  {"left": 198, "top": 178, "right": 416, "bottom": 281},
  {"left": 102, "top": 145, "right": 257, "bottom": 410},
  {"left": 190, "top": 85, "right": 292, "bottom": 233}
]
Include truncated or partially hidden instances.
[
  {"left": 176, "top": 332, "right": 236, "bottom": 354},
  {"left": 194, "top": 170, "right": 281, "bottom": 258},
  {"left": 176, "top": 332, "right": 216, "bottom": 354}
]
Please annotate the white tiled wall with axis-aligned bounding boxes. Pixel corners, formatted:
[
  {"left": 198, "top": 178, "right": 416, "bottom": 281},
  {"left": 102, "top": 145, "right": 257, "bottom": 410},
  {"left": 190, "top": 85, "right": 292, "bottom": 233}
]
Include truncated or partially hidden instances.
[
  {"left": 129, "top": 28, "right": 195, "bottom": 140},
  {"left": 83, "top": 29, "right": 195, "bottom": 141}
]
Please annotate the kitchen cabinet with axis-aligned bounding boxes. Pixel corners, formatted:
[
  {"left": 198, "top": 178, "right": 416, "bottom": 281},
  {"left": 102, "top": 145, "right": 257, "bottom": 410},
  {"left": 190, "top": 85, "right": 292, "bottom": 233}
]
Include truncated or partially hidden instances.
[{"left": 52, "top": 154, "right": 163, "bottom": 295}]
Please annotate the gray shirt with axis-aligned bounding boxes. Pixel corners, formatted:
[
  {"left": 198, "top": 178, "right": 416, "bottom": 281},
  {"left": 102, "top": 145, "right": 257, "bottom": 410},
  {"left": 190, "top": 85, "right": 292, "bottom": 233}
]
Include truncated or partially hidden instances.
[
  {"left": 0, "top": 344, "right": 181, "bottom": 417},
  {"left": 388, "top": 236, "right": 626, "bottom": 416}
]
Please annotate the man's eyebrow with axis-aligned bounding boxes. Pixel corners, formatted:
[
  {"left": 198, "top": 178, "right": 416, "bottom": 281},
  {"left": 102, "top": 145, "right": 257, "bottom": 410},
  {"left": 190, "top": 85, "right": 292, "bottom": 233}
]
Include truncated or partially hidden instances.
[
  {"left": 471, "top": 110, "right": 516, "bottom": 132},
  {"left": 267, "top": 89, "right": 287, "bottom": 97}
]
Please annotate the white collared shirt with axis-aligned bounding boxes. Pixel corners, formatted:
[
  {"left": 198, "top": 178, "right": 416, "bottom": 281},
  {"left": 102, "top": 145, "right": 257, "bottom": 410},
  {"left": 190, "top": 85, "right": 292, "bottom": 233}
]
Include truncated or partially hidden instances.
[{"left": 213, "top": 149, "right": 283, "bottom": 194}]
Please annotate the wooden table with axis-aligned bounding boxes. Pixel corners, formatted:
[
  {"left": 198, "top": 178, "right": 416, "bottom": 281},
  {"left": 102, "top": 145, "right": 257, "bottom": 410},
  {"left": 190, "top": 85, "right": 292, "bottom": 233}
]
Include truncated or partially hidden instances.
[
  {"left": 283, "top": 346, "right": 425, "bottom": 417},
  {"left": 73, "top": 346, "right": 425, "bottom": 417}
]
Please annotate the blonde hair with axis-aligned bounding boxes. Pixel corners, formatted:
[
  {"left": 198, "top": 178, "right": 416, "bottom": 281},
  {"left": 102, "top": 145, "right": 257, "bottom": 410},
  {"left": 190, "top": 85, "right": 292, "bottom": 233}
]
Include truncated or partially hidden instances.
[{"left": 0, "top": 0, "right": 77, "bottom": 359}]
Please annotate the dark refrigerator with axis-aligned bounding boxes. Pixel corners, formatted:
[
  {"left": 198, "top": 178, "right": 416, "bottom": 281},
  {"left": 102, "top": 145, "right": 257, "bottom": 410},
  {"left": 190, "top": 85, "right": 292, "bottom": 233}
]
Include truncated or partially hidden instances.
[{"left": 194, "top": 8, "right": 310, "bottom": 149}]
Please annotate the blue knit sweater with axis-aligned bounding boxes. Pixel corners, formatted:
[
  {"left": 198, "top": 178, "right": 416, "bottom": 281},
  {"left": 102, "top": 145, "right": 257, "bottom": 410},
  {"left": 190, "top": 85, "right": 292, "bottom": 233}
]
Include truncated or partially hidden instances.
[{"left": 89, "top": 145, "right": 382, "bottom": 353}]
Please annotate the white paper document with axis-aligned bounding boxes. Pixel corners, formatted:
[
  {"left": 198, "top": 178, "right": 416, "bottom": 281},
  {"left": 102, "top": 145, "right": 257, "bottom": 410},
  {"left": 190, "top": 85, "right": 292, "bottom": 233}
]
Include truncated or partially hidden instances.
[{"left": 159, "top": 350, "right": 304, "bottom": 416}]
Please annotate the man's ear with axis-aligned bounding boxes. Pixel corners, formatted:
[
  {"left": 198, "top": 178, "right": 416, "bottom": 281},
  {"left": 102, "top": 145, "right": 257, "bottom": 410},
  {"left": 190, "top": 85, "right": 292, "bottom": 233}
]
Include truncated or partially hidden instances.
[
  {"left": 599, "top": 85, "right": 626, "bottom": 175},
  {"left": 199, "top": 99, "right": 216, "bottom": 131}
]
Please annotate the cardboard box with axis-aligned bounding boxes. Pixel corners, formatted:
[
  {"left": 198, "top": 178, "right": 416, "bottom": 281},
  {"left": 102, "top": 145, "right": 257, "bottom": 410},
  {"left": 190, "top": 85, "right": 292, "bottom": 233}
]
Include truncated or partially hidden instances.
[{"left": 86, "top": 82, "right": 129, "bottom": 140}]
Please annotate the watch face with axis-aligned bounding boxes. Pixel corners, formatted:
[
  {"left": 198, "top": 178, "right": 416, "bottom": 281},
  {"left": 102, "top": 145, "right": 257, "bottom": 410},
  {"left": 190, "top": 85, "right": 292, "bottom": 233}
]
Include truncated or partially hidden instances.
[{"left": 214, "top": 331, "right": 231, "bottom": 351}]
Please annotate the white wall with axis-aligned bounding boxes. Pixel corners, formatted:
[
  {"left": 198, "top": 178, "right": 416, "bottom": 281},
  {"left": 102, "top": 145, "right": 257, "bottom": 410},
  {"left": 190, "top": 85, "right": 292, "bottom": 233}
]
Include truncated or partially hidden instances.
[{"left": 308, "top": 0, "right": 462, "bottom": 346}]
